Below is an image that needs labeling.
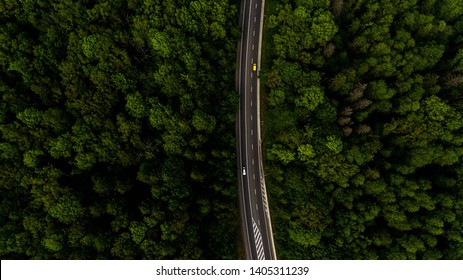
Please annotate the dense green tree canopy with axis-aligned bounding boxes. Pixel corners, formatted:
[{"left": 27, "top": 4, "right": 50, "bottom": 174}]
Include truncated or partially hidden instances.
[
  {"left": 1, "top": 0, "right": 240, "bottom": 259},
  {"left": 263, "top": 0, "right": 463, "bottom": 259}
]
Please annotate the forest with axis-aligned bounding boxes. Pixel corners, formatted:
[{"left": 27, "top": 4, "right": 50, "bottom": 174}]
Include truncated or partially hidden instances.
[
  {"left": 2, "top": 0, "right": 463, "bottom": 260},
  {"left": 0, "top": 0, "right": 241, "bottom": 259},
  {"left": 262, "top": 0, "right": 463, "bottom": 259}
]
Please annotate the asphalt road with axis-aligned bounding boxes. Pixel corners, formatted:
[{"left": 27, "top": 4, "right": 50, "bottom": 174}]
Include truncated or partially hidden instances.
[{"left": 237, "top": 0, "right": 276, "bottom": 260}]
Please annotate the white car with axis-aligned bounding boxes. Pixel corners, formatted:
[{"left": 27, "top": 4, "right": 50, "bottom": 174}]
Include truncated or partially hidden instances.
[{"left": 242, "top": 166, "right": 247, "bottom": 176}]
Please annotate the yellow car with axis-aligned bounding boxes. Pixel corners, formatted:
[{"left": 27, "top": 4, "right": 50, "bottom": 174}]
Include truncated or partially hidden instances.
[{"left": 252, "top": 63, "right": 257, "bottom": 71}]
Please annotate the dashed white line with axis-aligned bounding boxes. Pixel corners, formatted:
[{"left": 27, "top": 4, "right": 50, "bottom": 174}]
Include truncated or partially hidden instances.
[
  {"left": 251, "top": 115, "right": 253, "bottom": 121},
  {"left": 251, "top": 87, "right": 253, "bottom": 92},
  {"left": 254, "top": 189, "right": 257, "bottom": 195},
  {"left": 251, "top": 129, "right": 253, "bottom": 135},
  {"left": 252, "top": 44, "right": 254, "bottom": 50},
  {"left": 252, "top": 158, "right": 255, "bottom": 165},
  {"left": 242, "top": 0, "right": 254, "bottom": 258},
  {"left": 256, "top": 204, "right": 259, "bottom": 210},
  {"left": 255, "top": 3, "right": 258, "bottom": 8},
  {"left": 258, "top": 219, "right": 261, "bottom": 226},
  {"left": 252, "top": 144, "right": 254, "bottom": 150},
  {"left": 251, "top": 72, "right": 253, "bottom": 78},
  {"left": 253, "top": 30, "right": 255, "bottom": 36},
  {"left": 253, "top": 174, "right": 256, "bottom": 180},
  {"left": 254, "top": 17, "right": 256, "bottom": 22}
]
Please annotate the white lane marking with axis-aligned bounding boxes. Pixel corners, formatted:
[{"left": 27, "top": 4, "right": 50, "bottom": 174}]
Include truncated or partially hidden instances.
[
  {"left": 255, "top": 233, "right": 265, "bottom": 259},
  {"left": 252, "top": 44, "right": 254, "bottom": 50},
  {"left": 251, "top": 58, "right": 253, "bottom": 63},
  {"left": 258, "top": 219, "right": 261, "bottom": 226},
  {"left": 238, "top": 0, "right": 252, "bottom": 258},
  {"left": 251, "top": 129, "right": 253, "bottom": 135},
  {"left": 253, "top": 30, "right": 255, "bottom": 36},
  {"left": 244, "top": 0, "right": 254, "bottom": 241},
  {"left": 255, "top": 234, "right": 262, "bottom": 245},
  {"left": 255, "top": 3, "right": 257, "bottom": 8},
  {"left": 258, "top": 249, "right": 265, "bottom": 260},
  {"left": 256, "top": 204, "right": 259, "bottom": 210},
  {"left": 252, "top": 219, "right": 265, "bottom": 260},
  {"left": 253, "top": 174, "right": 256, "bottom": 180},
  {"left": 254, "top": 17, "right": 256, "bottom": 23},
  {"left": 251, "top": 72, "right": 253, "bottom": 78},
  {"left": 252, "top": 158, "right": 255, "bottom": 165},
  {"left": 254, "top": 189, "right": 257, "bottom": 195},
  {"left": 251, "top": 87, "right": 253, "bottom": 92},
  {"left": 261, "top": 181, "right": 269, "bottom": 213},
  {"left": 251, "top": 115, "right": 253, "bottom": 121},
  {"left": 257, "top": 245, "right": 264, "bottom": 258},
  {"left": 252, "top": 144, "right": 254, "bottom": 150}
]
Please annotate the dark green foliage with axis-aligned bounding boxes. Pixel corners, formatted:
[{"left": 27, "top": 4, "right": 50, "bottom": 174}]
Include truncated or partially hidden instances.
[
  {"left": 1, "top": 0, "right": 239, "bottom": 259},
  {"left": 263, "top": 0, "right": 463, "bottom": 259}
]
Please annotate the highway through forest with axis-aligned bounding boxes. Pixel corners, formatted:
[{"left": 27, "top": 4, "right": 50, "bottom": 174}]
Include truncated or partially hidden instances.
[{"left": 236, "top": 0, "right": 277, "bottom": 260}]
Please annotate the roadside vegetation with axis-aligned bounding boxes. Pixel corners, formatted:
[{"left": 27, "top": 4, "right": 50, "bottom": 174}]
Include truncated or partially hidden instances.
[
  {"left": 0, "top": 0, "right": 240, "bottom": 259},
  {"left": 262, "top": 0, "right": 463, "bottom": 259}
]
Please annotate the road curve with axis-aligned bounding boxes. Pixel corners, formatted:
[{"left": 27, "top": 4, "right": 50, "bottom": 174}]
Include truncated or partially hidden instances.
[{"left": 236, "top": 0, "right": 276, "bottom": 260}]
